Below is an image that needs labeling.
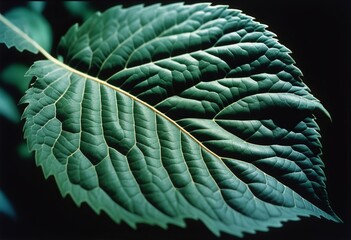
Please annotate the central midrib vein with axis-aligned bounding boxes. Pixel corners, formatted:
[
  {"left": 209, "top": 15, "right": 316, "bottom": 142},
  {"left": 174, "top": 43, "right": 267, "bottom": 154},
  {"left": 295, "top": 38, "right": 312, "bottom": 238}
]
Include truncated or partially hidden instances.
[{"left": 0, "top": 13, "right": 222, "bottom": 161}]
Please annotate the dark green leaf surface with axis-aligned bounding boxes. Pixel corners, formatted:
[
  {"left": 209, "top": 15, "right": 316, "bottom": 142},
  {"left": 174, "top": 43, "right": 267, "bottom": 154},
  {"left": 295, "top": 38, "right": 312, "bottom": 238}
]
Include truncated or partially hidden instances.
[{"left": 19, "top": 3, "right": 340, "bottom": 237}]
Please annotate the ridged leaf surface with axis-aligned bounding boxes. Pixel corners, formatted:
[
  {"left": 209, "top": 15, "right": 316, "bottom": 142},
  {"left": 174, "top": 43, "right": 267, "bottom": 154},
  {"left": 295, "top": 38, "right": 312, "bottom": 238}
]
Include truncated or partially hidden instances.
[{"left": 12, "top": 3, "right": 340, "bottom": 237}]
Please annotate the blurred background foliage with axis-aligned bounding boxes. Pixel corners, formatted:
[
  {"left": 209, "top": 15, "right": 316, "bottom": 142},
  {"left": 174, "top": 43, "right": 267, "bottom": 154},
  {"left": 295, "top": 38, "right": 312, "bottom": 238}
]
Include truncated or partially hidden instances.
[{"left": 0, "top": 1, "right": 349, "bottom": 239}]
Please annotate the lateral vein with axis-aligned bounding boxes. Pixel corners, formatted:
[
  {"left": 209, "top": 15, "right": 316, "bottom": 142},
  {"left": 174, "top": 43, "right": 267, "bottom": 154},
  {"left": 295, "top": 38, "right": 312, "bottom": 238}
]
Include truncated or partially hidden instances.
[{"left": 0, "top": 13, "right": 222, "bottom": 161}]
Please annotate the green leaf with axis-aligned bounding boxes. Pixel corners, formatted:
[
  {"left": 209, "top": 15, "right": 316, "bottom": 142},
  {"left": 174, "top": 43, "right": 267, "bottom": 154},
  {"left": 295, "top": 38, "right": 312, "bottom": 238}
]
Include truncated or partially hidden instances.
[
  {"left": 63, "top": 1, "right": 95, "bottom": 20},
  {"left": 1, "top": 63, "right": 32, "bottom": 93},
  {"left": 27, "top": 1, "right": 46, "bottom": 13},
  {"left": 0, "top": 88, "right": 20, "bottom": 123},
  {"left": 0, "top": 7, "right": 52, "bottom": 53},
  {"left": 2, "top": 3, "right": 341, "bottom": 238}
]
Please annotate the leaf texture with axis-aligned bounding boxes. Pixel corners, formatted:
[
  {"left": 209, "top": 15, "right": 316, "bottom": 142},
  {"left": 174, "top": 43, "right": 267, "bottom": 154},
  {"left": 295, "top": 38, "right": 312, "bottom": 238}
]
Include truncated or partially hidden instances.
[
  {"left": 0, "top": 7, "right": 52, "bottom": 53},
  {"left": 20, "top": 3, "right": 340, "bottom": 237}
]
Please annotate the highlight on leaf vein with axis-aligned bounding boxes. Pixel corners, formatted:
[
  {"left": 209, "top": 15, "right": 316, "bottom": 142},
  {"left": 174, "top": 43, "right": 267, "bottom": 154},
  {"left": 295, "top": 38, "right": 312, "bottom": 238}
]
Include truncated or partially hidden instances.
[{"left": 0, "top": 2, "right": 341, "bottom": 238}]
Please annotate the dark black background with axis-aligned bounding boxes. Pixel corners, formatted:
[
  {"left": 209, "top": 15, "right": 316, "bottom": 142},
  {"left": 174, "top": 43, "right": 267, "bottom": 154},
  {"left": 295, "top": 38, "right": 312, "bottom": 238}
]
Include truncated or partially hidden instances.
[{"left": 0, "top": 1, "right": 350, "bottom": 239}]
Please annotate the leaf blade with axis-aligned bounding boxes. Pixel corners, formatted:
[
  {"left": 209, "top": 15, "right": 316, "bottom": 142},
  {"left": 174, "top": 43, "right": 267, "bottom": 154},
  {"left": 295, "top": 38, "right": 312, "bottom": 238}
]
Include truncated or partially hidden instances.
[
  {"left": 18, "top": 3, "right": 341, "bottom": 238},
  {"left": 0, "top": 7, "right": 52, "bottom": 53}
]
